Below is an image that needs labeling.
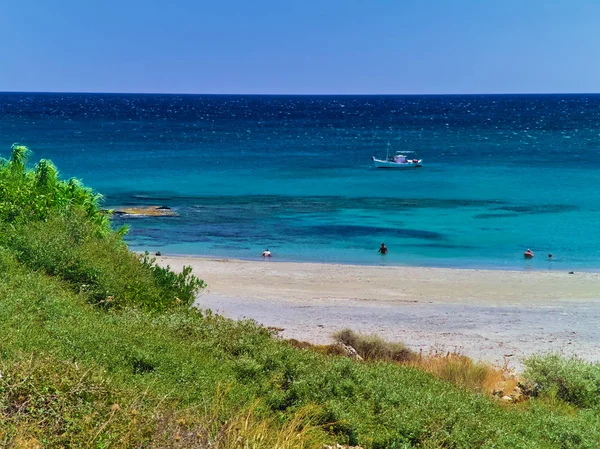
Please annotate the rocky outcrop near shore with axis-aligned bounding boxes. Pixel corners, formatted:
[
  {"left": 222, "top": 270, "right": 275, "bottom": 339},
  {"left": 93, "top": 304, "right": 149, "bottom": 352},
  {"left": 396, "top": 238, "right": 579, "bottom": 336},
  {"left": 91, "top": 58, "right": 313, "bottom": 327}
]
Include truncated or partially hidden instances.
[{"left": 109, "top": 205, "right": 178, "bottom": 217}]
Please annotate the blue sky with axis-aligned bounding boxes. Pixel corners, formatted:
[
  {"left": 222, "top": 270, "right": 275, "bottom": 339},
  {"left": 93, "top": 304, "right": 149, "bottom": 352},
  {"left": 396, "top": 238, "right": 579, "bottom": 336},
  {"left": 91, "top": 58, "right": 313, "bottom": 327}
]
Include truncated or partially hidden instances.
[{"left": 2, "top": 0, "right": 599, "bottom": 94}]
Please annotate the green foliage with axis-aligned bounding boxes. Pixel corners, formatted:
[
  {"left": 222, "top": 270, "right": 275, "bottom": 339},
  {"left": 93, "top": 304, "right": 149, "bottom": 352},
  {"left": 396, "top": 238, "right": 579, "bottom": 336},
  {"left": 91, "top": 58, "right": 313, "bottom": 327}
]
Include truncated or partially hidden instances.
[
  {"left": 4, "top": 213, "right": 204, "bottom": 310},
  {"left": 524, "top": 353, "right": 600, "bottom": 409},
  {"left": 0, "top": 143, "right": 109, "bottom": 228},
  {"left": 141, "top": 252, "right": 206, "bottom": 307},
  {"left": 0, "top": 144, "right": 205, "bottom": 311}
]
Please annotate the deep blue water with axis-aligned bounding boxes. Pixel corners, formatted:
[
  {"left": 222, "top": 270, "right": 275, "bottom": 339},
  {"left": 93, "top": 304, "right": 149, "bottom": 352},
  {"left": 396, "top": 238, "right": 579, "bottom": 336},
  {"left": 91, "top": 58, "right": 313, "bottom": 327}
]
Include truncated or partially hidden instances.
[{"left": 2, "top": 92, "right": 600, "bottom": 270}]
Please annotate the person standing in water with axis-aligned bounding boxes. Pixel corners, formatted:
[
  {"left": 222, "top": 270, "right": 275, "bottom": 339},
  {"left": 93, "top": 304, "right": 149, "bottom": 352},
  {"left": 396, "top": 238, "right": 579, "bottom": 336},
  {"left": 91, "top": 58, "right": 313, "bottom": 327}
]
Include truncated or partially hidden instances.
[
  {"left": 378, "top": 243, "right": 388, "bottom": 255},
  {"left": 261, "top": 248, "right": 272, "bottom": 258},
  {"left": 524, "top": 249, "right": 534, "bottom": 259}
]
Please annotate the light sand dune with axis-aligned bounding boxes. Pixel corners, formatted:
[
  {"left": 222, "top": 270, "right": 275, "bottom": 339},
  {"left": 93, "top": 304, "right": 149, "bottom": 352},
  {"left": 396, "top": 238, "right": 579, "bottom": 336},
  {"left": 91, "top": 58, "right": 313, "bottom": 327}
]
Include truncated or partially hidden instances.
[{"left": 157, "top": 256, "right": 600, "bottom": 369}]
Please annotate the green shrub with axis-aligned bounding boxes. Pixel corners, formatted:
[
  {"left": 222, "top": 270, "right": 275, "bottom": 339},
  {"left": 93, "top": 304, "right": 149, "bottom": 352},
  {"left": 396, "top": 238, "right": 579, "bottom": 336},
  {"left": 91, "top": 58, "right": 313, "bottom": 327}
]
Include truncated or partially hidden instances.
[
  {"left": 524, "top": 353, "right": 600, "bottom": 409},
  {"left": 0, "top": 144, "right": 110, "bottom": 230},
  {"left": 0, "top": 145, "right": 205, "bottom": 311},
  {"left": 141, "top": 252, "right": 206, "bottom": 307}
]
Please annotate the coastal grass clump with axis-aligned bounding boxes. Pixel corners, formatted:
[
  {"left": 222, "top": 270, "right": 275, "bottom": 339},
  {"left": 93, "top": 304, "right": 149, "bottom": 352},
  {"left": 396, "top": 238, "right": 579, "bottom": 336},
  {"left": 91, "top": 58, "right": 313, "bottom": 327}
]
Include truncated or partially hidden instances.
[
  {"left": 413, "top": 352, "right": 515, "bottom": 394},
  {"left": 332, "top": 328, "right": 513, "bottom": 394},
  {"left": 333, "top": 328, "right": 416, "bottom": 362}
]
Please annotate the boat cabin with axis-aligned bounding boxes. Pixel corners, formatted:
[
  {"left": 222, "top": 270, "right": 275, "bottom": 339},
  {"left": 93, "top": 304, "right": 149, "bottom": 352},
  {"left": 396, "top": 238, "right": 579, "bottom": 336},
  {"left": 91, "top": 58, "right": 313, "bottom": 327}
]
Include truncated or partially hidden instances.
[{"left": 389, "top": 151, "right": 409, "bottom": 163}]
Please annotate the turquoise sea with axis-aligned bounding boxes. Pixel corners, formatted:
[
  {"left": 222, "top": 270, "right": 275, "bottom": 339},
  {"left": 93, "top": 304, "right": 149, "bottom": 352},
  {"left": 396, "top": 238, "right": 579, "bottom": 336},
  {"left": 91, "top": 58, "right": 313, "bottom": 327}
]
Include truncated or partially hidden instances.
[{"left": 2, "top": 93, "right": 600, "bottom": 270}]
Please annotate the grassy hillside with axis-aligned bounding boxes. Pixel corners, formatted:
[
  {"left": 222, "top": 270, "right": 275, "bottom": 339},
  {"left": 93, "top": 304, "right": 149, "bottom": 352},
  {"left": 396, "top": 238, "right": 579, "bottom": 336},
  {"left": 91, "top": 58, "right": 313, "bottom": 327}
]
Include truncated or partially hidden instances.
[{"left": 1, "top": 145, "right": 600, "bottom": 448}]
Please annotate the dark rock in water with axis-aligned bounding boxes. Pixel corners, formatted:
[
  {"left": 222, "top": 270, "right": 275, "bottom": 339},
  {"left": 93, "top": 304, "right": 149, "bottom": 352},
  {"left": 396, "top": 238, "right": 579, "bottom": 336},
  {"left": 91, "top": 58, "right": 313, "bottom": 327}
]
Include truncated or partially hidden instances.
[{"left": 156, "top": 206, "right": 171, "bottom": 210}]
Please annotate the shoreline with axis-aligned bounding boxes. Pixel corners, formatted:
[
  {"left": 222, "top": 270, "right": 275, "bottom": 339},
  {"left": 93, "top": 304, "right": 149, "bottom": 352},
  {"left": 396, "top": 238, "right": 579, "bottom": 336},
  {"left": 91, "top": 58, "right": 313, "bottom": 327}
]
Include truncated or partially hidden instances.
[
  {"left": 146, "top": 250, "right": 600, "bottom": 273},
  {"left": 155, "top": 254, "right": 600, "bottom": 369}
]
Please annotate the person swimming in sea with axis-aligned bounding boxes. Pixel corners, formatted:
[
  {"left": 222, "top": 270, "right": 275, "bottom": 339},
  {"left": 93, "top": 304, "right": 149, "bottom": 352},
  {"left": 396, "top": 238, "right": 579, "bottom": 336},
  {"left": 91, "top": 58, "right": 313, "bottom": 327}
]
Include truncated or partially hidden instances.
[
  {"left": 378, "top": 243, "right": 388, "bottom": 255},
  {"left": 261, "top": 248, "right": 272, "bottom": 258},
  {"left": 524, "top": 248, "right": 534, "bottom": 259}
]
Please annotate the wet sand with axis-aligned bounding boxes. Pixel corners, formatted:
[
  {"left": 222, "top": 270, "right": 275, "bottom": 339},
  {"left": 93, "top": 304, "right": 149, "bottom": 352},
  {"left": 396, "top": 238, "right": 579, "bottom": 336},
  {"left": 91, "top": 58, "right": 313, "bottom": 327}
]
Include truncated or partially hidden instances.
[{"left": 157, "top": 256, "right": 600, "bottom": 369}]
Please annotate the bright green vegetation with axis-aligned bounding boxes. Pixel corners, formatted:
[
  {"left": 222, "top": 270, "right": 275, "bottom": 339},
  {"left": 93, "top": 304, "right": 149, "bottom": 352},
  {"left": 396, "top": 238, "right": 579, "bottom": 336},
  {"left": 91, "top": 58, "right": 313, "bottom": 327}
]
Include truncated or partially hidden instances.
[
  {"left": 0, "top": 145, "right": 204, "bottom": 311},
  {"left": 1, "top": 145, "right": 600, "bottom": 448},
  {"left": 524, "top": 354, "right": 600, "bottom": 410}
]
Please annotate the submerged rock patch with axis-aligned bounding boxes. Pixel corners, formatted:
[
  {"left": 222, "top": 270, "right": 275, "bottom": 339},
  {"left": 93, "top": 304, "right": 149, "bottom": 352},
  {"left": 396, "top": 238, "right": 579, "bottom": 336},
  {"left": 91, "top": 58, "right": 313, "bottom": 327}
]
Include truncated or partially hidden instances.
[{"left": 110, "top": 205, "right": 178, "bottom": 217}]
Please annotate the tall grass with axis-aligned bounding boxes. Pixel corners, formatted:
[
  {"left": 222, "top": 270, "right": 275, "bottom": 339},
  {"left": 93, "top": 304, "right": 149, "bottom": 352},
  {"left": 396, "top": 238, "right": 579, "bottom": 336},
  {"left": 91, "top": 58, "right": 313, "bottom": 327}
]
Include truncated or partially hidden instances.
[
  {"left": 414, "top": 353, "right": 516, "bottom": 394},
  {"left": 333, "top": 328, "right": 512, "bottom": 394},
  {"left": 333, "top": 328, "right": 416, "bottom": 362}
]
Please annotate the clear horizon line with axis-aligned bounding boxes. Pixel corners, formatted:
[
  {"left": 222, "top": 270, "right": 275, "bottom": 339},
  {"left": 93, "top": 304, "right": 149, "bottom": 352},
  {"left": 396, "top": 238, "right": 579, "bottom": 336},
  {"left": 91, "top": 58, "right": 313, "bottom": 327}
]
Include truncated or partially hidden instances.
[{"left": 1, "top": 90, "right": 599, "bottom": 97}]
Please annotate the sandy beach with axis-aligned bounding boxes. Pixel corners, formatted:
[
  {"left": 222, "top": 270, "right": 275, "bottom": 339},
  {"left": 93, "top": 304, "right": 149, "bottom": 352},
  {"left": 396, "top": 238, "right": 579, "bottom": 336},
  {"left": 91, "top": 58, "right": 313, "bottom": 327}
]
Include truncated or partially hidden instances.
[{"left": 157, "top": 255, "right": 600, "bottom": 369}]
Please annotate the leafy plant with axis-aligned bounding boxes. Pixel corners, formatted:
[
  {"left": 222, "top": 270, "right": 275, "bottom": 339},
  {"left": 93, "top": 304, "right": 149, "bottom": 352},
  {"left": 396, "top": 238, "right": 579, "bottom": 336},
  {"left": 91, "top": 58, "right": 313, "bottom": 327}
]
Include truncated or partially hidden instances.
[
  {"left": 141, "top": 252, "right": 206, "bottom": 307},
  {"left": 524, "top": 353, "right": 600, "bottom": 409},
  {"left": 0, "top": 144, "right": 205, "bottom": 311},
  {"left": 0, "top": 144, "right": 109, "bottom": 229}
]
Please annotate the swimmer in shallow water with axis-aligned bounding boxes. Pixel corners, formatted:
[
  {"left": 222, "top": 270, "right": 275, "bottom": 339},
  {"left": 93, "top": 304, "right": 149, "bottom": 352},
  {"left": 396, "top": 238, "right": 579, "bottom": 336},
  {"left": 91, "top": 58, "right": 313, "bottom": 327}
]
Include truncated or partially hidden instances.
[
  {"left": 378, "top": 243, "right": 388, "bottom": 255},
  {"left": 524, "top": 249, "right": 534, "bottom": 259},
  {"left": 261, "top": 248, "right": 272, "bottom": 258}
]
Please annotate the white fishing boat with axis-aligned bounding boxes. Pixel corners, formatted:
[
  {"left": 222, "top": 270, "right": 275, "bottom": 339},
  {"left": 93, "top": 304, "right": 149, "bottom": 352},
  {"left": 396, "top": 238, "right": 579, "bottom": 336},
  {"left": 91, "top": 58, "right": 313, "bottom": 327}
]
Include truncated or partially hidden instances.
[{"left": 372, "top": 149, "right": 423, "bottom": 169}]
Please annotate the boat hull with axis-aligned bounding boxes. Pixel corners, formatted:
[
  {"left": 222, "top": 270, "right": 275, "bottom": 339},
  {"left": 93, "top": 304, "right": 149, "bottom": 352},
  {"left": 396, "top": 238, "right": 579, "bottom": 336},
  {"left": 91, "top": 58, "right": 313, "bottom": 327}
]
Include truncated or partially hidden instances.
[{"left": 372, "top": 157, "right": 423, "bottom": 169}]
